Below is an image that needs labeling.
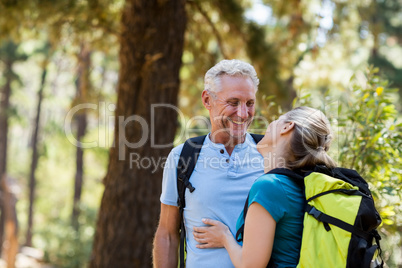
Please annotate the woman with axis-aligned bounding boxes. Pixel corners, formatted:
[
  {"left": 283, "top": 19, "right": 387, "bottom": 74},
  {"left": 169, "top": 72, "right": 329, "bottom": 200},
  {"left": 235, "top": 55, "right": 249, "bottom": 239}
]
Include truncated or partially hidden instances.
[{"left": 193, "top": 106, "right": 337, "bottom": 268}]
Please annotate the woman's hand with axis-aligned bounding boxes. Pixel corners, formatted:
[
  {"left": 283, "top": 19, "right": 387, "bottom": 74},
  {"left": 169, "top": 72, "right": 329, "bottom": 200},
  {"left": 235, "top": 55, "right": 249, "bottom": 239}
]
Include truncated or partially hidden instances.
[
  {"left": 193, "top": 218, "right": 232, "bottom": 249},
  {"left": 194, "top": 203, "right": 276, "bottom": 268}
]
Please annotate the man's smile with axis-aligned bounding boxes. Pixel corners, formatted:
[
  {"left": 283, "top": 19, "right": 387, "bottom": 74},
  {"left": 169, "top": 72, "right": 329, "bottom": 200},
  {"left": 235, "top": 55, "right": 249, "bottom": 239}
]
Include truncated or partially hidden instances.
[{"left": 228, "top": 118, "right": 249, "bottom": 125}]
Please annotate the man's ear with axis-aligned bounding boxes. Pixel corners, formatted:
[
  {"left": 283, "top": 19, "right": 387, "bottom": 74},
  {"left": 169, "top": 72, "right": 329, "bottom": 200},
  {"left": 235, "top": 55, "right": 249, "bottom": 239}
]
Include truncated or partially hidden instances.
[
  {"left": 280, "top": 121, "right": 295, "bottom": 135},
  {"left": 202, "top": 90, "right": 212, "bottom": 110}
]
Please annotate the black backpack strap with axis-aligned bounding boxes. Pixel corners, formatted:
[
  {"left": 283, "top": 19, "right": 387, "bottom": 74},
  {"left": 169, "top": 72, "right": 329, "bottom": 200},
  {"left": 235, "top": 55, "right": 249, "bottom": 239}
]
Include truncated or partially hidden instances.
[
  {"left": 177, "top": 135, "right": 206, "bottom": 268},
  {"left": 305, "top": 204, "right": 372, "bottom": 240},
  {"left": 177, "top": 135, "right": 206, "bottom": 206},
  {"left": 250, "top": 133, "right": 264, "bottom": 144},
  {"left": 332, "top": 168, "right": 371, "bottom": 195},
  {"left": 235, "top": 195, "right": 249, "bottom": 242},
  {"left": 267, "top": 168, "right": 305, "bottom": 188}
]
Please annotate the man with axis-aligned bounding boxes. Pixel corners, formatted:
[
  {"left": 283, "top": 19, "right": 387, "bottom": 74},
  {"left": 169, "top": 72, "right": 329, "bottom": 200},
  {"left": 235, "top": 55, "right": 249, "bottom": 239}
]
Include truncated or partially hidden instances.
[{"left": 153, "top": 59, "right": 265, "bottom": 267}]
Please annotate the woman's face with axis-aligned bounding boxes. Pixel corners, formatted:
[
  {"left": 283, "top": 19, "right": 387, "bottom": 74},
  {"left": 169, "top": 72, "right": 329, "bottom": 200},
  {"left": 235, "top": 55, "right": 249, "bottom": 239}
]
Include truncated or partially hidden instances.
[{"left": 257, "top": 115, "right": 293, "bottom": 157}]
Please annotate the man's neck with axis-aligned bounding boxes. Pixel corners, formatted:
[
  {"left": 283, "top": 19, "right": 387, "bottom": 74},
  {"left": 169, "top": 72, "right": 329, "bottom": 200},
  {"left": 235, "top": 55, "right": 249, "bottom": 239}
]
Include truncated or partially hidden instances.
[{"left": 209, "top": 132, "right": 246, "bottom": 156}]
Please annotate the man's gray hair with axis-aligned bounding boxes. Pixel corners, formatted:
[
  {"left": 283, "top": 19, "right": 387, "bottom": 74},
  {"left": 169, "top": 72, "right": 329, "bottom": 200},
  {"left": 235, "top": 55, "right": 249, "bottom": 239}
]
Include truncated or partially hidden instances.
[{"left": 204, "top": 59, "right": 259, "bottom": 93}]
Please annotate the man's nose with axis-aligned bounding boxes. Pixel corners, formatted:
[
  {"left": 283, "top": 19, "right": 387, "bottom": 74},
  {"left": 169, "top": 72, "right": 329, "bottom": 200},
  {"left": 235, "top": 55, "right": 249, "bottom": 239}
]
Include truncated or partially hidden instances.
[{"left": 237, "top": 103, "right": 248, "bottom": 119}]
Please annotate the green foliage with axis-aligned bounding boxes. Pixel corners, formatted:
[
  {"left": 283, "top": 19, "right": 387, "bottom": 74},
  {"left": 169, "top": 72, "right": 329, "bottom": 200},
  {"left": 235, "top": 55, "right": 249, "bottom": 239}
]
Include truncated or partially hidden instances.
[
  {"left": 334, "top": 0, "right": 402, "bottom": 107},
  {"left": 337, "top": 67, "right": 401, "bottom": 177},
  {"left": 336, "top": 67, "right": 402, "bottom": 232},
  {"left": 340, "top": 67, "right": 402, "bottom": 265},
  {"left": 369, "top": 56, "right": 402, "bottom": 103},
  {"left": 2, "top": 36, "right": 112, "bottom": 267},
  {"left": 0, "top": 0, "right": 122, "bottom": 60},
  {"left": 36, "top": 205, "right": 97, "bottom": 268}
]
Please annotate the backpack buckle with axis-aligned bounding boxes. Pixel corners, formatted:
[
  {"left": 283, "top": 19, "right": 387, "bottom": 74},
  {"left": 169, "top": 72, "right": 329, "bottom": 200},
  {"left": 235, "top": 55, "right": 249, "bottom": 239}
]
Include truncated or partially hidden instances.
[
  {"left": 178, "top": 173, "right": 196, "bottom": 192},
  {"left": 187, "top": 182, "right": 195, "bottom": 193},
  {"left": 308, "top": 206, "right": 323, "bottom": 220}
]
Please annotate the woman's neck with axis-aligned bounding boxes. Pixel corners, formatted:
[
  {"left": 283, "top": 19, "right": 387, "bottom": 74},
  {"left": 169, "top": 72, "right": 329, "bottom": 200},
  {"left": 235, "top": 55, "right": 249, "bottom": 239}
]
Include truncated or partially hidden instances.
[{"left": 262, "top": 150, "right": 287, "bottom": 173}]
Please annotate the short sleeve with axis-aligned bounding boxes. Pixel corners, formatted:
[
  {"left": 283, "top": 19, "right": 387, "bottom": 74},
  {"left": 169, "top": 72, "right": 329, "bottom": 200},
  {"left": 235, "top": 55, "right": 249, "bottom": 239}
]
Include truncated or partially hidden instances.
[
  {"left": 248, "top": 174, "right": 287, "bottom": 222},
  {"left": 160, "top": 145, "right": 183, "bottom": 207}
]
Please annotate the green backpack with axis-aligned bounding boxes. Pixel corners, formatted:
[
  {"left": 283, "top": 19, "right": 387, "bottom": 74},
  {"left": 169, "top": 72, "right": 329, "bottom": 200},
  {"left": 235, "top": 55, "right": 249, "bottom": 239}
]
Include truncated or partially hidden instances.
[{"left": 237, "top": 165, "right": 384, "bottom": 268}]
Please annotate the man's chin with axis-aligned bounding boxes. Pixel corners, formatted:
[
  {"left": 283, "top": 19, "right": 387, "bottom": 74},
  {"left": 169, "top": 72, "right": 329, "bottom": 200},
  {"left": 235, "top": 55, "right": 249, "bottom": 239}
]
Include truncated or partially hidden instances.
[{"left": 229, "top": 129, "right": 248, "bottom": 140}]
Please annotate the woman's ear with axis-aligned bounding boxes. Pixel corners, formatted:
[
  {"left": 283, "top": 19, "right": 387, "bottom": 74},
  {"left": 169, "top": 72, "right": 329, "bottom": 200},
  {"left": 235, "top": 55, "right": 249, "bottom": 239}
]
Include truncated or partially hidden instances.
[
  {"left": 280, "top": 121, "right": 295, "bottom": 135},
  {"left": 202, "top": 90, "right": 211, "bottom": 110}
]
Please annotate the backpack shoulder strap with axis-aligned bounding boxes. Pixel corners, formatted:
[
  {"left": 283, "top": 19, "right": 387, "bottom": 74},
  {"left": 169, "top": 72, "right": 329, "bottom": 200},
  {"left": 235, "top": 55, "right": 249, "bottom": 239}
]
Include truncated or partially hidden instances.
[
  {"left": 268, "top": 168, "right": 305, "bottom": 188},
  {"left": 177, "top": 135, "right": 206, "bottom": 268},
  {"left": 250, "top": 133, "right": 264, "bottom": 144},
  {"left": 177, "top": 135, "right": 206, "bottom": 208},
  {"left": 332, "top": 167, "right": 371, "bottom": 195}
]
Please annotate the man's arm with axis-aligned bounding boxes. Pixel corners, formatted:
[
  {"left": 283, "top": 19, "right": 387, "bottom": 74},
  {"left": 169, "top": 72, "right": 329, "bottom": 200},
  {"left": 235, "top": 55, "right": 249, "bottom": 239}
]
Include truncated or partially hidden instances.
[{"left": 153, "top": 203, "right": 180, "bottom": 268}]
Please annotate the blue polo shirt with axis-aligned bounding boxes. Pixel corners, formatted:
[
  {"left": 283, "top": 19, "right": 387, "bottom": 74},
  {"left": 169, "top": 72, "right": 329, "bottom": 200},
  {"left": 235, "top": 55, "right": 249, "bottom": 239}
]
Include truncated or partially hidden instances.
[{"left": 160, "top": 133, "right": 264, "bottom": 268}]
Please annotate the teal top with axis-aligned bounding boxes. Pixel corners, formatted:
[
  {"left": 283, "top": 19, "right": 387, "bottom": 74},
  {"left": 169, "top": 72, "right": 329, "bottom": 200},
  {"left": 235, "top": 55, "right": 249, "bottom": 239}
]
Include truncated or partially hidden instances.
[{"left": 236, "top": 173, "right": 304, "bottom": 268}]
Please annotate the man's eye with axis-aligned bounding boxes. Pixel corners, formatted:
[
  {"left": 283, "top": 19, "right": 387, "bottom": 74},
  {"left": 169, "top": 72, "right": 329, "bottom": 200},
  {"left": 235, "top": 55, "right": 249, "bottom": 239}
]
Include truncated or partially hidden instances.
[
  {"left": 229, "top": 101, "right": 239, "bottom": 106},
  {"left": 247, "top": 102, "right": 254, "bottom": 107}
]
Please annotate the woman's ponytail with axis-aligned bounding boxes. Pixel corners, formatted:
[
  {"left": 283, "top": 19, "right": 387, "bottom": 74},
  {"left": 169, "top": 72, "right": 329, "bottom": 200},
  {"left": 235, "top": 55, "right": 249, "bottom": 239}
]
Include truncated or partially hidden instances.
[{"left": 283, "top": 107, "right": 337, "bottom": 170}]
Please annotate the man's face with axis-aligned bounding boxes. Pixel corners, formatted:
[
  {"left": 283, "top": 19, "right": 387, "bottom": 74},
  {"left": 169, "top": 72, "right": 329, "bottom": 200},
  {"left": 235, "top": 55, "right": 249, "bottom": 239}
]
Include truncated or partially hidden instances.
[{"left": 202, "top": 75, "right": 256, "bottom": 142}]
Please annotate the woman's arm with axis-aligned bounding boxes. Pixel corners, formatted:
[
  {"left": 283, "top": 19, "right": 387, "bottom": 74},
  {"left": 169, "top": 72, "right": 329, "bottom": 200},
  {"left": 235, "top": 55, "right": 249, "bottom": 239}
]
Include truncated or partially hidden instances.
[{"left": 193, "top": 202, "right": 276, "bottom": 268}]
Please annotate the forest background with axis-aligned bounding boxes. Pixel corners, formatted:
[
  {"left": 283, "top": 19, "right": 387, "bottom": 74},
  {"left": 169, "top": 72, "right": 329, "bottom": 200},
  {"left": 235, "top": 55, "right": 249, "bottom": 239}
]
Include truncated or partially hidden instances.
[{"left": 0, "top": 0, "right": 401, "bottom": 267}]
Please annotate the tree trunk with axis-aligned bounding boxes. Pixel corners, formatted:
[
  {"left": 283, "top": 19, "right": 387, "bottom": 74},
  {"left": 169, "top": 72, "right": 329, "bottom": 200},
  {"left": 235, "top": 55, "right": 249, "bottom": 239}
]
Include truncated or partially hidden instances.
[
  {"left": 26, "top": 61, "right": 48, "bottom": 247},
  {"left": 89, "top": 0, "right": 186, "bottom": 267},
  {"left": 72, "top": 44, "right": 90, "bottom": 230},
  {"left": 0, "top": 62, "right": 11, "bottom": 183},
  {"left": 71, "top": 113, "right": 87, "bottom": 230},
  {"left": 0, "top": 59, "right": 13, "bottom": 254},
  {"left": 1, "top": 174, "right": 19, "bottom": 268}
]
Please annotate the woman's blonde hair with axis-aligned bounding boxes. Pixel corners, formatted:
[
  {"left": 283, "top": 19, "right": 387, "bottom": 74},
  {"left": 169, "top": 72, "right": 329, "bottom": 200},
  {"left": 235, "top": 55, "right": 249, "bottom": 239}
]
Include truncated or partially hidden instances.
[{"left": 283, "top": 106, "right": 337, "bottom": 170}]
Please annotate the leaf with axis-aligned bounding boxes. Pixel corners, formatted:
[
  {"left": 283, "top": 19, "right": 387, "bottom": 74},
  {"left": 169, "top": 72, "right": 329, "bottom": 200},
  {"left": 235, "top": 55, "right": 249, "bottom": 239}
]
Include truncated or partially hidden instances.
[
  {"left": 368, "top": 132, "right": 383, "bottom": 146},
  {"left": 363, "top": 93, "right": 370, "bottom": 100},
  {"left": 382, "top": 218, "right": 394, "bottom": 225}
]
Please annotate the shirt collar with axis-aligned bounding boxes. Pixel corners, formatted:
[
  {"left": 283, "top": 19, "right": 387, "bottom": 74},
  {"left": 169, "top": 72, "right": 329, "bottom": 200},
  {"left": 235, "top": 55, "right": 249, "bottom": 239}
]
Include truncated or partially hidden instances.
[{"left": 204, "top": 133, "right": 255, "bottom": 152}]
